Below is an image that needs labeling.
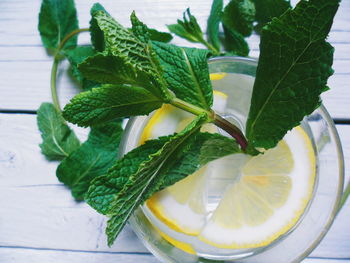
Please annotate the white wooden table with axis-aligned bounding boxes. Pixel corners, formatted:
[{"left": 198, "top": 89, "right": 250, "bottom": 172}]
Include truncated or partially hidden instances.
[{"left": 0, "top": 0, "right": 349, "bottom": 262}]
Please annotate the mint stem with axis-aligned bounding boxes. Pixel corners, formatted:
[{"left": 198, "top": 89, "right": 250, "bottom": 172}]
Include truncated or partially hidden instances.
[
  {"left": 213, "top": 114, "right": 248, "bottom": 151},
  {"left": 170, "top": 98, "right": 248, "bottom": 150},
  {"left": 50, "top": 28, "right": 90, "bottom": 111},
  {"left": 170, "top": 97, "right": 213, "bottom": 117},
  {"left": 201, "top": 39, "right": 220, "bottom": 55}
]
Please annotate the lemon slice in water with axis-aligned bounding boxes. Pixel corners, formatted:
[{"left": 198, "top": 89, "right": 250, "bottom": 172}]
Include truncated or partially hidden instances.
[{"left": 199, "top": 127, "right": 316, "bottom": 248}]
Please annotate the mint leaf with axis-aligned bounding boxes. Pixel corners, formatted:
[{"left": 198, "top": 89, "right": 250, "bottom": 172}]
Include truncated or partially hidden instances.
[
  {"left": 167, "top": 9, "right": 206, "bottom": 45},
  {"left": 57, "top": 120, "right": 123, "bottom": 201},
  {"left": 90, "top": 3, "right": 107, "bottom": 51},
  {"left": 38, "top": 0, "right": 79, "bottom": 50},
  {"left": 105, "top": 129, "right": 241, "bottom": 245},
  {"left": 94, "top": 114, "right": 208, "bottom": 245},
  {"left": 246, "top": 0, "right": 339, "bottom": 149},
  {"left": 222, "top": 0, "right": 255, "bottom": 37},
  {"left": 37, "top": 103, "right": 80, "bottom": 160},
  {"left": 85, "top": 137, "right": 168, "bottom": 215},
  {"left": 152, "top": 41, "right": 213, "bottom": 110},
  {"left": 89, "top": 6, "right": 172, "bottom": 101},
  {"left": 130, "top": 11, "right": 173, "bottom": 43},
  {"left": 222, "top": 26, "right": 249, "bottom": 56},
  {"left": 63, "top": 84, "right": 163, "bottom": 127},
  {"left": 199, "top": 135, "right": 241, "bottom": 164},
  {"left": 86, "top": 130, "right": 239, "bottom": 244},
  {"left": 148, "top": 28, "right": 173, "bottom": 43},
  {"left": 253, "top": 0, "right": 291, "bottom": 33},
  {"left": 64, "top": 46, "right": 99, "bottom": 90},
  {"left": 207, "top": 0, "right": 223, "bottom": 52},
  {"left": 78, "top": 53, "right": 158, "bottom": 88},
  {"left": 130, "top": 11, "right": 150, "bottom": 43}
]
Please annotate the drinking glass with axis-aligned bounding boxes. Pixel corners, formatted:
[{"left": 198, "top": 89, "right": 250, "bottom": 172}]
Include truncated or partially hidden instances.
[{"left": 119, "top": 57, "right": 344, "bottom": 263}]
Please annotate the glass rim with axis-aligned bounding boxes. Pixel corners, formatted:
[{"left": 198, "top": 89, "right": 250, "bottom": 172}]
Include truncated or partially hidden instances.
[
  {"left": 295, "top": 104, "right": 345, "bottom": 261},
  {"left": 121, "top": 55, "right": 345, "bottom": 262}
]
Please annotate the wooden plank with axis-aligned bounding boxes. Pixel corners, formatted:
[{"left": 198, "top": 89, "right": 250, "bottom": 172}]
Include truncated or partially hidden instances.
[
  {"left": 0, "top": 0, "right": 348, "bottom": 46},
  {"left": 0, "top": 114, "right": 149, "bottom": 253},
  {"left": 0, "top": 247, "right": 157, "bottom": 263},
  {"left": 304, "top": 259, "right": 350, "bottom": 263},
  {"left": 0, "top": 0, "right": 350, "bottom": 119},
  {"left": 0, "top": 249, "right": 349, "bottom": 263},
  {"left": 0, "top": 113, "right": 349, "bottom": 261}
]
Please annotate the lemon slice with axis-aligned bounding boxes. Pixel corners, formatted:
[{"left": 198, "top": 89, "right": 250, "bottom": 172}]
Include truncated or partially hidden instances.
[
  {"left": 210, "top": 73, "right": 227, "bottom": 81},
  {"left": 198, "top": 126, "right": 316, "bottom": 248}
]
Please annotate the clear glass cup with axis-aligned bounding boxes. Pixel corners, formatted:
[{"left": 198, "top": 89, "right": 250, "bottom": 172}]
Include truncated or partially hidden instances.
[{"left": 119, "top": 57, "right": 344, "bottom": 263}]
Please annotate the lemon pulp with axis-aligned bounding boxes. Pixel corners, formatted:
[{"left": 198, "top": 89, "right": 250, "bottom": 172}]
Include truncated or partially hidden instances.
[{"left": 139, "top": 74, "right": 316, "bottom": 255}]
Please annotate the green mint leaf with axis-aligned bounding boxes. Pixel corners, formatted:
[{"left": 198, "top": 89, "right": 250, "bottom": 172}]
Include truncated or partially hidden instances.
[
  {"left": 222, "top": 26, "right": 249, "bottom": 56},
  {"left": 86, "top": 129, "right": 240, "bottom": 244},
  {"left": 130, "top": 11, "right": 173, "bottom": 43},
  {"left": 85, "top": 137, "right": 169, "bottom": 215},
  {"left": 246, "top": 0, "right": 339, "bottom": 149},
  {"left": 130, "top": 11, "right": 150, "bottom": 43},
  {"left": 148, "top": 28, "right": 173, "bottom": 43},
  {"left": 152, "top": 41, "right": 213, "bottom": 110},
  {"left": 85, "top": 132, "right": 240, "bottom": 215},
  {"left": 78, "top": 53, "right": 159, "bottom": 90},
  {"left": 253, "top": 0, "right": 291, "bottom": 33},
  {"left": 98, "top": 114, "right": 209, "bottom": 245},
  {"left": 37, "top": 102, "right": 80, "bottom": 160},
  {"left": 64, "top": 46, "right": 99, "bottom": 90},
  {"left": 38, "top": 0, "right": 79, "bottom": 50},
  {"left": 63, "top": 84, "right": 163, "bottom": 127},
  {"left": 89, "top": 3, "right": 107, "bottom": 51},
  {"left": 56, "top": 120, "right": 123, "bottom": 201},
  {"left": 89, "top": 5, "right": 172, "bottom": 101},
  {"left": 105, "top": 129, "right": 240, "bottom": 245},
  {"left": 207, "top": 0, "right": 223, "bottom": 52},
  {"left": 167, "top": 9, "right": 205, "bottom": 44},
  {"left": 222, "top": 0, "right": 255, "bottom": 37},
  {"left": 199, "top": 135, "right": 241, "bottom": 164}
]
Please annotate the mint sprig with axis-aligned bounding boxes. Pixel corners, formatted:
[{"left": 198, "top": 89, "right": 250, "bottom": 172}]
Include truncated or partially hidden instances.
[{"left": 169, "top": 0, "right": 293, "bottom": 58}]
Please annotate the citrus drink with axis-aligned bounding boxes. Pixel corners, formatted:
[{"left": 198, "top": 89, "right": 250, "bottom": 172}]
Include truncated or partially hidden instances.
[{"left": 138, "top": 72, "right": 316, "bottom": 258}]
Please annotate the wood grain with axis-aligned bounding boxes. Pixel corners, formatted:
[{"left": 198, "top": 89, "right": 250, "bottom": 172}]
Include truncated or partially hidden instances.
[
  {"left": 0, "top": 247, "right": 157, "bottom": 263},
  {"left": 0, "top": 0, "right": 349, "bottom": 119},
  {"left": 0, "top": 113, "right": 349, "bottom": 262},
  {"left": 1, "top": 0, "right": 350, "bottom": 261}
]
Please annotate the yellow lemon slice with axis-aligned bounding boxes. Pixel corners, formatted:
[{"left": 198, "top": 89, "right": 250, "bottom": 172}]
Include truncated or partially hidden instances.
[
  {"left": 198, "top": 126, "right": 316, "bottom": 248},
  {"left": 210, "top": 73, "right": 227, "bottom": 81}
]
